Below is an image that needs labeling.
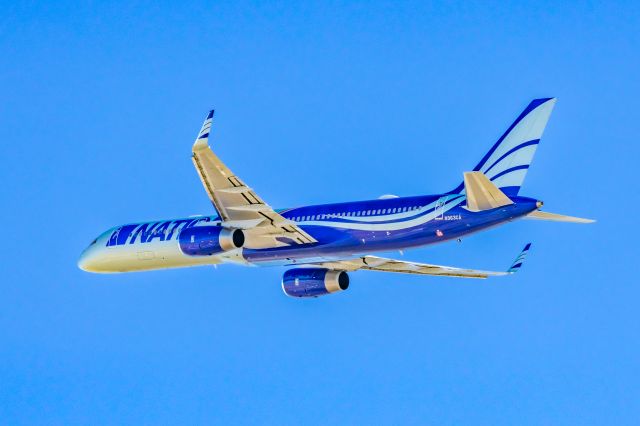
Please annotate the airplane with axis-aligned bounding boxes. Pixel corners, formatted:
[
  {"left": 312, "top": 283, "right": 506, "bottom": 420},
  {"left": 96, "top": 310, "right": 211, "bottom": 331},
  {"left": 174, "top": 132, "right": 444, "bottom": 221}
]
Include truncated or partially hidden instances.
[{"left": 78, "top": 98, "right": 594, "bottom": 297}]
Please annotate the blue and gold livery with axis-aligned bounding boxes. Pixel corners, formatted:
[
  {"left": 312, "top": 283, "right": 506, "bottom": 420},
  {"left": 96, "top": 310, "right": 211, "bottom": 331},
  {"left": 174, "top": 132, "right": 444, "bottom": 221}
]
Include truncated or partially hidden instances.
[{"left": 79, "top": 98, "right": 593, "bottom": 297}]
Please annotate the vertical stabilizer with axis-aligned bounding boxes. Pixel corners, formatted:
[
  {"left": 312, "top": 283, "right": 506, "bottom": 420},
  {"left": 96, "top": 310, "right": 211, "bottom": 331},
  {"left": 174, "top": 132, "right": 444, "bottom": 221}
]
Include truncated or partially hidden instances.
[{"left": 452, "top": 98, "right": 556, "bottom": 197}]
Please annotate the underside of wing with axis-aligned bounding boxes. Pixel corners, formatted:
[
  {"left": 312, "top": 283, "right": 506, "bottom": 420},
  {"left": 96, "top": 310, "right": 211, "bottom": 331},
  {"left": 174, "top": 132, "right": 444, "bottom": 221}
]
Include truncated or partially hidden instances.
[
  {"left": 191, "top": 110, "right": 316, "bottom": 248},
  {"left": 311, "top": 244, "right": 532, "bottom": 279},
  {"left": 317, "top": 256, "right": 506, "bottom": 279}
]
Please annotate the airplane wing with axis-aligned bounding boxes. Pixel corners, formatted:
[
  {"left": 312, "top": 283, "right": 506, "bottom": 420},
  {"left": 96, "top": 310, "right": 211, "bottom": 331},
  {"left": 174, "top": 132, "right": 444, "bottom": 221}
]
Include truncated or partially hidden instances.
[
  {"left": 311, "top": 244, "right": 532, "bottom": 279},
  {"left": 191, "top": 110, "right": 316, "bottom": 248}
]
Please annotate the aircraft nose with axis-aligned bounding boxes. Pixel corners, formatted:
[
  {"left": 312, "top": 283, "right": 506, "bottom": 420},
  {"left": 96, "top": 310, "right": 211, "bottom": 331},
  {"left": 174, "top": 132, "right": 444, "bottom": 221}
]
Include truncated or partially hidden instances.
[
  {"left": 77, "top": 251, "right": 92, "bottom": 272},
  {"left": 78, "top": 245, "right": 100, "bottom": 272}
]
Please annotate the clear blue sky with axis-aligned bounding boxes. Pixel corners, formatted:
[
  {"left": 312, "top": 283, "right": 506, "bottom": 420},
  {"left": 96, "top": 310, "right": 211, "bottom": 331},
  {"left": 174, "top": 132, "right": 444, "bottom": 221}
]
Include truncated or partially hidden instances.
[{"left": 1, "top": 1, "right": 638, "bottom": 424}]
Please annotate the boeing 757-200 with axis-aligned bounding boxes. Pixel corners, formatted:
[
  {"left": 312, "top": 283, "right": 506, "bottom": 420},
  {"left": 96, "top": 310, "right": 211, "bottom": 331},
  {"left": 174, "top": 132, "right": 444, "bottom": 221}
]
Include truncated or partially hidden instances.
[{"left": 79, "top": 98, "right": 593, "bottom": 297}]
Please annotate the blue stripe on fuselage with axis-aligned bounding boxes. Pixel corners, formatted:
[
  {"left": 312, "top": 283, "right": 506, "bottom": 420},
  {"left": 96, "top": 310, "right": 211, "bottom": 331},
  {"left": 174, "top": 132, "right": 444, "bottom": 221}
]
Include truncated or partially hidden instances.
[
  {"left": 244, "top": 195, "right": 539, "bottom": 264},
  {"left": 102, "top": 194, "right": 539, "bottom": 265}
]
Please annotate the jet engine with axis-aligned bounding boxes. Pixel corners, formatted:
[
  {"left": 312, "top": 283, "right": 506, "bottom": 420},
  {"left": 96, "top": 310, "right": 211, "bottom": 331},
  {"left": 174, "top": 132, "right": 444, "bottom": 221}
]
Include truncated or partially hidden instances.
[
  {"left": 282, "top": 268, "right": 349, "bottom": 298},
  {"left": 179, "top": 225, "right": 244, "bottom": 256}
]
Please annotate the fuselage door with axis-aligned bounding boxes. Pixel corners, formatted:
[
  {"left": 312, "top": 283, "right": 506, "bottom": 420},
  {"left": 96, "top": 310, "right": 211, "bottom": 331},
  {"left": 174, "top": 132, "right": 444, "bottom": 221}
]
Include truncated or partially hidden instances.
[{"left": 435, "top": 197, "right": 446, "bottom": 220}]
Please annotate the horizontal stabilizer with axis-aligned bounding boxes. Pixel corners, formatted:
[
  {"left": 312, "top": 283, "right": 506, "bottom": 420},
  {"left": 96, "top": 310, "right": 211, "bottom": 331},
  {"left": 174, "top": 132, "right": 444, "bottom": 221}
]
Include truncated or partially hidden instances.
[
  {"left": 525, "top": 210, "right": 595, "bottom": 223},
  {"left": 464, "top": 171, "right": 514, "bottom": 211}
]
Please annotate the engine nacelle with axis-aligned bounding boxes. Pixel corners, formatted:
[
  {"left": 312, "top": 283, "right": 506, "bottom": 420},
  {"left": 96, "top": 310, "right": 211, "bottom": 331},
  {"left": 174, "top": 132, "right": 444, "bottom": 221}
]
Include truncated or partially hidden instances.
[
  {"left": 179, "top": 225, "right": 244, "bottom": 256},
  {"left": 282, "top": 268, "right": 349, "bottom": 298}
]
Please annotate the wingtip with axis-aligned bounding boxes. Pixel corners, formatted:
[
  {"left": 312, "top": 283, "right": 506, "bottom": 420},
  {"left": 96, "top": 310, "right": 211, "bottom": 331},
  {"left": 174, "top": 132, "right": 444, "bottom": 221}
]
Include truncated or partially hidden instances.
[
  {"left": 193, "top": 109, "right": 214, "bottom": 149},
  {"left": 508, "top": 243, "right": 532, "bottom": 274}
]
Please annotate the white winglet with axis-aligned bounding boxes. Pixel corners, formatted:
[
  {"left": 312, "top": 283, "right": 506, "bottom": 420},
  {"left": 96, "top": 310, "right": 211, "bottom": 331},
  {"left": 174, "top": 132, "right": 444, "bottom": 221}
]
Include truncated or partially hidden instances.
[{"left": 193, "top": 109, "right": 214, "bottom": 150}]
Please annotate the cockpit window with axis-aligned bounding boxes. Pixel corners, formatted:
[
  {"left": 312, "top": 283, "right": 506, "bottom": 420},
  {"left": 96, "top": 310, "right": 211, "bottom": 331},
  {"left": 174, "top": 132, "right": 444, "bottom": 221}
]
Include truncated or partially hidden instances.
[{"left": 89, "top": 238, "right": 98, "bottom": 246}]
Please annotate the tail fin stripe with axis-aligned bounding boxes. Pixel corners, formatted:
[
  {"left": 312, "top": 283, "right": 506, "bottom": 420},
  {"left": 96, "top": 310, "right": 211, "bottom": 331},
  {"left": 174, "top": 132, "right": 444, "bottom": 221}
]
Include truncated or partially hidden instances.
[
  {"left": 484, "top": 144, "right": 538, "bottom": 182},
  {"left": 489, "top": 165, "right": 530, "bottom": 182},
  {"left": 483, "top": 139, "right": 539, "bottom": 175},
  {"left": 450, "top": 98, "right": 556, "bottom": 196},
  {"left": 472, "top": 98, "right": 552, "bottom": 173}
]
